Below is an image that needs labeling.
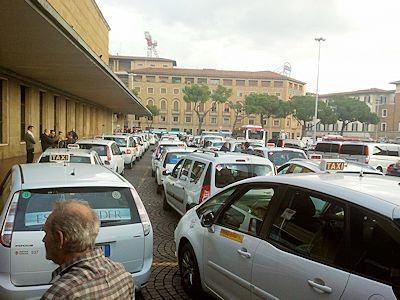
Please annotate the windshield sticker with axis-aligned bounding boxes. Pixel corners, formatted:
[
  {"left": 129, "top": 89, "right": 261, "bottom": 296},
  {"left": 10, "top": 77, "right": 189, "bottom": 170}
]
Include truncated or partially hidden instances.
[
  {"left": 215, "top": 164, "right": 223, "bottom": 171},
  {"left": 25, "top": 211, "right": 51, "bottom": 226},
  {"left": 21, "top": 191, "right": 31, "bottom": 199},
  {"left": 112, "top": 191, "right": 121, "bottom": 199},
  {"left": 94, "top": 208, "right": 131, "bottom": 221}
]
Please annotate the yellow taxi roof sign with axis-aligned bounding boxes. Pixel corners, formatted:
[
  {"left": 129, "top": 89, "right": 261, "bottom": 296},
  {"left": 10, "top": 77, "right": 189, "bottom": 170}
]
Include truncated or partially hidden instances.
[
  {"left": 49, "top": 154, "right": 70, "bottom": 162},
  {"left": 320, "top": 159, "right": 345, "bottom": 172}
]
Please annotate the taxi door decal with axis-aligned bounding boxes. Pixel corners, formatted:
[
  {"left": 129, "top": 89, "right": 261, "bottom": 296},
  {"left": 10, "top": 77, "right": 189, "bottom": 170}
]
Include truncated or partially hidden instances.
[{"left": 220, "top": 228, "right": 244, "bottom": 243}]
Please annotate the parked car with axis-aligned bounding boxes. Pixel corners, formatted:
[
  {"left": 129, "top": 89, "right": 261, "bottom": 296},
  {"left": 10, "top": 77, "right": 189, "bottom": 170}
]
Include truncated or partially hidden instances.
[
  {"left": 0, "top": 163, "right": 153, "bottom": 298},
  {"left": 306, "top": 141, "right": 343, "bottom": 159},
  {"left": 174, "top": 173, "right": 400, "bottom": 299},
  {"left": 76, "top": 139, "right": 125, "bottom": 175},
  {"left": 253, "top": 147, "right": 308, "bottom": 168},
  {"left": 37, "top": 147, "right": 103, "bottom": 165},
  {"left": 387, "top": 161, "right": 400, "bottom": 177},
  {"left": 162, "top": 150, "right": 276, "bottom": 216},
  {"left": 102, "top": 134, "right": 138, "bottom": 169},
  {"left": 151, "top": 140, "right": 187, "bottom": 177}
]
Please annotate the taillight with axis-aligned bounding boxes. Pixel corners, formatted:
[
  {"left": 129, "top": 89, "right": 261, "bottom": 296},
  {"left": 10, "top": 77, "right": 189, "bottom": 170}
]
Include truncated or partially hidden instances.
[
  {"left": 199, "top": 184, "right": 211, "bottom": 203},
  {"left": 131, "top": 188, "right": 151, "bottom": 236},
  {"left": 125, "top": 149, "right": 131, "bottom": 154},
  {"left": 387, "top": 165, "right": 394, "bottom": 173},
  {"left": 106, "top": 145, "right": 112, "bottom": 161},
  {"left": 364, "top": 146, "right": 369, "bottom": 163},
  {"left": 311, "top": 155, "right": 322, "bottom": 160},
  {"left": 1, "top": 192, "right": 19, "bottom": 247}
]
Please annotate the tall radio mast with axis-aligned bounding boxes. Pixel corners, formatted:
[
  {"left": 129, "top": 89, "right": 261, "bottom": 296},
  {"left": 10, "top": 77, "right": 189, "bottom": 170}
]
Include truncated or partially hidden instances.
[{"left": 144, "top": 31, "right": 159, "bottom": 58}]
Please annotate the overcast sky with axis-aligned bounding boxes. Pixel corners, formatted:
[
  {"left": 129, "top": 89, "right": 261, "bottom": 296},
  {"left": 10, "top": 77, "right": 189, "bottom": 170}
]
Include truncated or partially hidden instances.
[{"left": 96, "top": 0, "right": 400, "bottom": 94}]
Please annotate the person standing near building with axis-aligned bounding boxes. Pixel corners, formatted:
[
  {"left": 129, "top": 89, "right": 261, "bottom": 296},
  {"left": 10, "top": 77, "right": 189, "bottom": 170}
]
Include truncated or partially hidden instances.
[
  {"left": 41, "top": 200, "right": 134, "bottom": 299},
  {"left": 40, "top": 129, "right": 54, "bottom": 152},
  {"left": 24, "top": 125, "right": 36, "bottom": 163}
]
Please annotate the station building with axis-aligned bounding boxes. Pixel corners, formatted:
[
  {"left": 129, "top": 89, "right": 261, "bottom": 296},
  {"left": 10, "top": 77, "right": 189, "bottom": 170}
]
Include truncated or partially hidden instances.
[{"left": 0, "top": 0, "right": 149, "bottom": 160}]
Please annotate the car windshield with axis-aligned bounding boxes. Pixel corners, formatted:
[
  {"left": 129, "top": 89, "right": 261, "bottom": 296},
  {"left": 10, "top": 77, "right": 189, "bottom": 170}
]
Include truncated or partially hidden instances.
[
  {"left": 164, "top": 152, "right": 189, "bottom": 165},
  {"left": 14, "top": 187, "right": 140, "bottom": 231},
  {"left": 215, "top": 164, "right": 273, "bottom": 188},
  {"left": 78, "top": 144, "right": 107, "bottom": 156},
  {"left": 104, "top": 137, "right": 127, "bottom": 147}
]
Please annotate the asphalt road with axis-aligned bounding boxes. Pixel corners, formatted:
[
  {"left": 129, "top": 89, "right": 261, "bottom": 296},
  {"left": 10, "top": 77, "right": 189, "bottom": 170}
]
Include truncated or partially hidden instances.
[{"left": 124, "top": 147, "right": 213, "bottom": 300}]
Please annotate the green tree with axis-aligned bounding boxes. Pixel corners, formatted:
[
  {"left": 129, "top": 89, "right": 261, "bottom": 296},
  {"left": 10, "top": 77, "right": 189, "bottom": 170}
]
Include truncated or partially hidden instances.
[
  {"left": 288, "top": 96, "right": 315, "bottom": 138},
  {"left": 183, "top": 84, "right": 232, "bottom": 134},
  {"left": 228, "top": 101, "right": 246, "bottom": 132},
  {"left": 318, "top": 101, "right": 338, "bottom": 127},
  {"left": 244, "top": 93, "right": 291, "bottom": 127},
  {"left": 145, "top": 105, "right": 160, "bottom": 130},
  {"left": 329, "top": 96, "right": 377, "bottom": 135}
]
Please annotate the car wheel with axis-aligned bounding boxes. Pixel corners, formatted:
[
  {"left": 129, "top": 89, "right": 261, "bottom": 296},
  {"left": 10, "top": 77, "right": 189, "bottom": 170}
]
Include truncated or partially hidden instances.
[
  {"left": 179, "top": 243, "right": 202, "bottom": 296},
  {"left": 377, "top": 166, "right": 383, "bottom": 173},
  {"left": 162, "top": 189, "right": 170, "bottom": 210}
]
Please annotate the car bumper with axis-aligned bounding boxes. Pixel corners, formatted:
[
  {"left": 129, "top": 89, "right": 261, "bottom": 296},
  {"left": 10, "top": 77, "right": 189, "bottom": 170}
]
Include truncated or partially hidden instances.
[{"left": 0, "top": 273, "right": 50, "bottom": 300}]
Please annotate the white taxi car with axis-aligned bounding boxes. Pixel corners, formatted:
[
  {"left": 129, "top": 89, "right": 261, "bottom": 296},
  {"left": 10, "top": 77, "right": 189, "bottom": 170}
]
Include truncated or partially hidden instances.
[
  {"left": 102, "top": 134, "right": 138, "bottom": 169},
  {"left": 37, "top": 147, "right": 103, "bottom": 165},
  {"left": 174, "top": 172, "right": 400, "bottom": 299},
  {"left": 151, "top": 140, "right": 187, "bottom": 177},
  {"left": 0, "top": 163, "right": 153, "bottom": 299},
  {"left": 76, "top": 139, "right": 125, "bottom": 175}
]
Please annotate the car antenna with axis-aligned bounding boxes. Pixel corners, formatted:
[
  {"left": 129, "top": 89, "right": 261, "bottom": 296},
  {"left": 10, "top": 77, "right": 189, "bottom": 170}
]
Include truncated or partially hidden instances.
[
  {"left": 359, "top": 168, "right": 364, "bottom": 177},
  {"left": 70, "top": 168, "right": 75, "bottom": 176}
]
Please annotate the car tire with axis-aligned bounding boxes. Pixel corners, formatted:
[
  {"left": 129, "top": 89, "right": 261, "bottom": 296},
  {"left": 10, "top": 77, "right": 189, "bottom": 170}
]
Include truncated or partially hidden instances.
[
  {"left": 179, "top": 243, "right": 202, "bottom": 296},
  {"left": 377, "top": 166, "right": 383, "bottom": 173},
  {"left": 162, "top": 189, "right": 170, "bottom": 210},
  {"left": 156, "top": 184, "right": 162, "bottom": 194},
  {"left": 151, "top": 169, "right": 155, "bottom": 177}
]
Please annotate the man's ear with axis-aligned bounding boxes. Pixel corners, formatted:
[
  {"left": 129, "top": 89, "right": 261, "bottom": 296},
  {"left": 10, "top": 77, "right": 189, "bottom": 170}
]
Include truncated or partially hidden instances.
[{"left": 56, "top": 230, "right": 64, "bottom": 249}]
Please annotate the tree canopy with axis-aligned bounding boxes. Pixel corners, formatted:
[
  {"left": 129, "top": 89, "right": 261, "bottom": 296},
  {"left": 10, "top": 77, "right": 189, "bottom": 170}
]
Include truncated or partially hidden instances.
[
  {"left": 146, "top": 105, "right": 160, "bottom": 129},
  {"left": 183, "top": 84, "right": 232, "bottom": 133}
]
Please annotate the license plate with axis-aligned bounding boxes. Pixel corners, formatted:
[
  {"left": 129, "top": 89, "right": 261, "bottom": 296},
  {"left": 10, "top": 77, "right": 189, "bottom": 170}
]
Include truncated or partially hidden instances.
[{"left": 98, "top": 244, "right": 110, "bottom": 257}]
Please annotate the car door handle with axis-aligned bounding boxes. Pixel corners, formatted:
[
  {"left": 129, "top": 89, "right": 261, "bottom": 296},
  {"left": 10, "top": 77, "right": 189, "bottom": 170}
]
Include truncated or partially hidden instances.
[
  {"left": 307, "top": 279, "right": 332, "bottom": 294},
  {"left": 237, "top": 248, "right": 251, "bottom": 259}
]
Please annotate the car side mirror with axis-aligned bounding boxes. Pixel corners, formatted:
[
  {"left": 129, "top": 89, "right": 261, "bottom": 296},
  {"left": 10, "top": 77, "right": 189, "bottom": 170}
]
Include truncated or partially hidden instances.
[
  {"left": 163, "top": 170, "right": 170, "bottom": 176},
  {"left": 200, "top": 211, "right": 215, "bottom": 228},
  {"left": 104, "top": 161, "right": 110, "bottom": 165}
]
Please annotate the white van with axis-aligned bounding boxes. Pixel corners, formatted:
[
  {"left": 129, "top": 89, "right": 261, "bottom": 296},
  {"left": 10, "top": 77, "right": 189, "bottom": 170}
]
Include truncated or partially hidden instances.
[{"left": 339, "top": 142, "right": 400, "bottom": 173}]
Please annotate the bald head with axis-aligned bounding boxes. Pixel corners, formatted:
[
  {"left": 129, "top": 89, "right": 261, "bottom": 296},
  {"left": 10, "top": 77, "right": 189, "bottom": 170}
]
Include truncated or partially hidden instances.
[{"left": 47, "top": 200, "right": 100, "bottom": 253}]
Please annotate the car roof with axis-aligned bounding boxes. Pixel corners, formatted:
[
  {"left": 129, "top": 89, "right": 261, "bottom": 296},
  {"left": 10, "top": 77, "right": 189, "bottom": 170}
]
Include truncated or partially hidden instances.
[
  {"left": 41, "top": 148, "right": 96, "bottom": 156},
  {"left": 231, "top": 173, "right": 400, "bottom": 218},
  {"left": 187, "top": 150, "right": 274, "bottom": 164},
  {"left": 13, "top": 163, "right": 128, "bottom": 189},
  {"left": 158, "top": 140, "right": 186, "bottom": 145},
  {"left": 254, "top": 147, "right": 305, "bottom": 153},
  {"left": 76, "top": 139, "right": 116, "bottom": 145}
]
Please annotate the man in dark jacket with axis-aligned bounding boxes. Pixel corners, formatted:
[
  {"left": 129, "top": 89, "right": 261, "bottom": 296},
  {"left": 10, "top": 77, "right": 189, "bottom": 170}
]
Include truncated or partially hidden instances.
[
  {"left": 24, "top": 125, "right": 36, "bottom": 163},
  {"left": 40, "top": 129, "right": 54, "bottom": 152}
]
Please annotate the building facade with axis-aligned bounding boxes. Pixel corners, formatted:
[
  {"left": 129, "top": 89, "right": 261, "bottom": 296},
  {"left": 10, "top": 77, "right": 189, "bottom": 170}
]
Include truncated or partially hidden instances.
[
  {"left": 307, "top": 88, "right": 398, "bottom": 140},
  {"left": 0, "top": 1, "right": 148, "bottom": 160},
  {"left": 109, "top": 56, "right": 306, "bottom": 140}
]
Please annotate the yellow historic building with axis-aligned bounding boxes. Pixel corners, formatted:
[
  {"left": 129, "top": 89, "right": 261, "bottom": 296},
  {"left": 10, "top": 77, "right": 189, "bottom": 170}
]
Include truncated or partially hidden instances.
[
  {"left": 109, "top": 55, "right": 306, "bottom": 139},
  {"left": 0, "top": 0, "right": 149, "bottom": 160}
]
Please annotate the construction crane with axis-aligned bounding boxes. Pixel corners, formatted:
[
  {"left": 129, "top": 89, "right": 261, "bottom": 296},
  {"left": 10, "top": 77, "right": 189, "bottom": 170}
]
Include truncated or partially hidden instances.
[{"left": 144, "top": 31, "right": 159, "bottom": 58}]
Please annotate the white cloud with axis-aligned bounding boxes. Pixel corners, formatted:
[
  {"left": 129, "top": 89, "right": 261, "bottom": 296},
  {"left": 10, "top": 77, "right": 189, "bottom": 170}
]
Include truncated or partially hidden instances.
[{"left": 97, "top": 0, "right": 400, "bottom": 94}]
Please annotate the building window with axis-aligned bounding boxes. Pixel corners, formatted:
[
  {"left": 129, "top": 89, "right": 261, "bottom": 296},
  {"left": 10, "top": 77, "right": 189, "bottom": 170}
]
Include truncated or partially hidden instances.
[
  {"left": 173, "top": 100, "right": 179, "bottom": 111},
  {"left": 185, "top": 116, "right": 191, "bottom": 123},
  {"left": 224, "top": 103, "right": 230, "bottom": 113},
  {"left": 223, "top": 118, "right": 229, "bottom": 125},
  {"left": 273, "top": 119, "right": 280, "bottom": 127},
  {"left": 147, "top": 87, "right": 154, "bottom": 94},
  {"left": 211, "top": 102, "right": 217, "bottom": 112},
  {"left": 249, "top": 119, "right": 255, "bottom": 125},
  {"left": 137, "top": 63, "right": 143, "bottom": 67},
  {"left": 263, "top": 119, "right": 267, "bottom": 125},
  {"left": 249, "top": 80, "right": 258, "bottom": 87},
  {"left": 351, "top": 123, "right": 358, "bottom": 131},
  {"left": 135, "top": 115, "right": 140, "bottom": 120},
  {"left": 186, "top": 102, "right": 191, "bottom": 111},
  {"left": 173, "top": 88, "right": 180, "bottom": 95},
  {"left": 381, "top": 122, "right": 387, "bottom": 131},
  {"left": 150, "top": 64, "right": 155, "bottom": 67},
  {"left": 159, "top": 76, "right": 169, "bottom": 83},
  {"left": 160, "top": 100, "right": 167, "bottom": 111},
  {"left": 20, "top": 86, "right": 28, "bottom": 141},
  {"left": 161, "top": 88, "right": 167, "bottom": 94},
  {"left": 236, "top": 80, "right": 245, "bottom": 86},
  {"left": 289, "top": 82, "right": 293, "bottom": 88},
  {"left": 275, "top": 93, "right": 281, "bottom": 97},
  {"left": 172, "top": 77, "right": 181, "bottom": 83},
  {"left": 237, "top": 91, "right": 243, "bottom": 97},
  {"left": 134, "top": 87, "right": 140, "bottom": 93},
  {"left": 134, "top": 75, "right": 142, "bottom": 82},
  {"left": 210, "top": 79, "right": 220, "bottom": 85},
  {"left": 223, "top": 79, "right": 233, "bottom": 86},
  {"left": 185, "top": 78, "right": 195, "bottom": 84},
  {"left": 261, "top": 81, "right": 271, "bottom": 87},
  {"left": 198, "top": 103, "right": 205, "bottom": 112},
  {"left": 147, "top": 99, "right": 154, "bottom": 106},
  {"left": 274, "top": 81, "right": 283, "bottom": 88},
  {"left": 382, "top": 109, "right": 387, "bottom": 117},
  {"left": 163, "top": 64, "right": 168, "bottom": 68},
  {"left": 0, "top": 79, "right": 4, "bottom": 143},
  {"left": 160, "top": 115, "right": 166, "bottom": 122},
  {"left": 197, "top": 78, "right": 207, "bottom": 84},
  {"left": 211, "top": 117, "right": 217, "bottom": 124},
  {"left": 173, "top": 116, "right": 179, "bottom": 123},
  {"left": 146, "top": 76, "right": 156, "bottom": 82},
  {"left": 39, "top": 91, "right": 45, "bottom": 135}
]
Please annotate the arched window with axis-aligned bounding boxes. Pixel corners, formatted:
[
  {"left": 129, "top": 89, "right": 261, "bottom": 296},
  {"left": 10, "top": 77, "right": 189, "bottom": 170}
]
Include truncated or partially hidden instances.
[
  {"left": 173, "top": 100, "right": 179, "bottom": 111},
  {"left": 147, "top": 99, "right": 154, "bottom": 106},
  {"left": 211, "top": 102, "right": 217, "bottom": 112},
  {"left": 224, "top": 103, "right": 230, "bottom": 113},
  {"left": 198, "top": 103, "right": 205, "bottom": 112},
  {"left": 160, "top": 99, "right": 167, "bottom": 111},
  {"left": 186, "top": 102, "right": 191, "bottom": 111}
]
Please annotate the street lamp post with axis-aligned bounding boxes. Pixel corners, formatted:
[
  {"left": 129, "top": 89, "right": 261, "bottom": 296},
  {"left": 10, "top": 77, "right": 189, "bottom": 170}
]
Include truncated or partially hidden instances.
[{"left": 313, "top": 37, "right": 326, "bottom": 143}]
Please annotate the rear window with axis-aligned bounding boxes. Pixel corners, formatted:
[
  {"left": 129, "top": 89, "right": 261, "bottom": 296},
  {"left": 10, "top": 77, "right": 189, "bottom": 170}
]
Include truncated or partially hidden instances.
[
  {"left": 39, "top": 155, "right": 91, "bottom": 164},
  {"left": 164, "top": 152, "right": 189, "bottom": 166},
  {"left": 104, "top": 137, "right": 127, "bottom": 147},
  {"left": 78, "top": 144, "right": 107, "bottom": 156},
  {"left": 13, "top": 187, "right": 140, "bottom": 231},
  {"left": 340, "top": 144, "right": 368, "bottom": 155},
  {"left": 315, "top": 143, "right": 340, "bottom": 153},
  {"left": 215, "top": 164, "right": 273, "bottom": 188},
  {"left": 267, "top": 151, "right": 306, "bottom": 166}
]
